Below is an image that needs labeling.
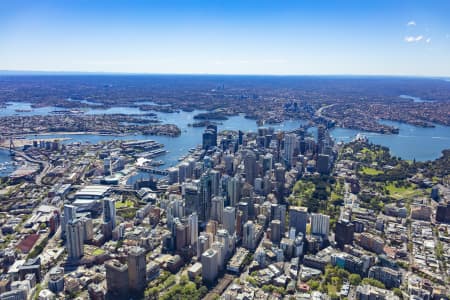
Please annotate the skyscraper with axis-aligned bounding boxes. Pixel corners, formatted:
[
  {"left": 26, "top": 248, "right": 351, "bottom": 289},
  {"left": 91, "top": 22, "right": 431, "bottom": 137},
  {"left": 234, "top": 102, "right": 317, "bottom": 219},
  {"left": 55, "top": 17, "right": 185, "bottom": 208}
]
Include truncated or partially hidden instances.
[
  {"left": 270, "top": 220, "right": 281, "bottom": 244},
  {"left": 227, "top": 175, "right": 242, "bottom": 207},
  {"left": 128, "top": 246, "right": 147, "bottom": 295},
  {"left": 244, "top": 150, "right": 257, "bottom": 185},
  {"left": 62, "top": 204, "right": 77, "bottom": 237},
  {"left": 201, "top": 248, "right": 219, "bottom": 284},
  {"left": 223, "top": 206, "right": 236, "bottom": 235},
  {"left": 210, "top": 196, "right": 224, "bottom": 223},
  {"left": 66, "top": 220, "right": 84, "bottom": 260},
  {"left": 289, "top": 206, "right": 308, "bottom": 236},
  {"left": 284, "top": 133, "right": 297, "bottom": 166},
  {"left": 188, "top": 212, "right": 199, "bottom": 249},
  {"left": 243, "top": 221, "right": 256, "bottom": 250},
  {"left": 311, "top": 213, "right": 330, "bottom": 237},
  {"left": 335, "top": 220, "right": 355, "bottom": 249},
  {"left": 103, "top": 198, "right": 116, "bottom": 229},
  {"left": 105, "top": 259, "right": 129, "bottom": 299}
]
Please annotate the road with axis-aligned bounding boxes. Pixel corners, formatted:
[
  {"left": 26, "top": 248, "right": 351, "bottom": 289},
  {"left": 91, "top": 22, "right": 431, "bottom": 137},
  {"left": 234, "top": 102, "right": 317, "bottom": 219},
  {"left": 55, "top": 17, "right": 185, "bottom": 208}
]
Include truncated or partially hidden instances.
[{"left": 5, "top": 147, "right": 51, "bottom": 185}]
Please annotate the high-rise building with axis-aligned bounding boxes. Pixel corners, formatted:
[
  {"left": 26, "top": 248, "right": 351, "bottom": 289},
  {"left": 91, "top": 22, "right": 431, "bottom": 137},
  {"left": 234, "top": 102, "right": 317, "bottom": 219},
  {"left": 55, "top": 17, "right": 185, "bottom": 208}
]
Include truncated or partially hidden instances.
[
  {"left": 270, "top": 220, "right": 281, "bottom": 244},
  {"left": 202, "top": 125, "right": 217, "bottom": 150},
  {"left": 128, "top": 246, "right": 147, "bottom": 295},
  {"left": 184, "top": 181, "right": 200, "bottom": 216},
  {"left": 223, "top": 206, "right": 236, "bottom": 235},
  {"left": 62, "top": 204, "right": 77, "bottom": 236},
  {"left": 227, "top": 175, "right": 242, "bottom": 207},
  {"left": 262, "top": 153, "right": 273, "bottom": 174},
  {"left": 244, "top": 151, "right": 257, "bottom": 185},
  {"left": 284, "top": 134, "right": 297, "bottom": 166},
  {"left": 310, "top": 213, "right": 330, "bottom": 237},
  {"left": 210, "top": 196, "right": 224, "bottom": 223},
  {"left": 224, "top": 155, "right": 234, "bottom": 176},
  {"left": 66, "top": 220, "right": 84, "bottom": 260},
  {"left": 289, "top": 206, "right": 308, "bottom": 236},
  {"left": 210, "top": 170, "right": 220, "bottom": 197},
  {"left": 103, "top": 198, "right": 116, "bottom": 229},
  {"left": 216, "top": 229, "right": 232, "bottom": 259},
  {"left": 178, "top": 162, "right": 190, "bottom": 183},
  {"left": 48, "top": 267, "right": 64, "bottom": 294},
  {"left": 105, "top": 259, "right": 129, "bottom": 298},
  {"left": 317, "top": 154, "right": 330, "bottom": 174},
  {"left": 243, "top": 221, "right": 256, "bottom": 250},
  {"left": 201, "top": 248, "right": 219, "bottom": 284},
  {"left": 335, "top": 220, "right": 355, "bottom": 249},
  {"left": 199, "top": 173, "right": 212, "bottom": 222},
  {"left": 188, "top": 213, "right": 199, "bottom": 248}
]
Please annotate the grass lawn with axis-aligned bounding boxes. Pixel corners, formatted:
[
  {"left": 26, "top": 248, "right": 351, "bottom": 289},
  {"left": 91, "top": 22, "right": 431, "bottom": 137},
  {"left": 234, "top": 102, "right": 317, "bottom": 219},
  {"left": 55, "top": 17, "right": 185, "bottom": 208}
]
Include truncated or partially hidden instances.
[
  {"left": 115, "top": 199, "right": 134, "bottom": 209},
  {"left": 92, "top": 248, "right": 106, "bottom": 256},
  {"left": 385, "top": 182, "right": 424, "bottom": 199},
  {"left": 361, "top": 167, "right": 383, "bottom": 176},
  {"left": 327, "top": 284, "right": 337, "bottom": 295}
]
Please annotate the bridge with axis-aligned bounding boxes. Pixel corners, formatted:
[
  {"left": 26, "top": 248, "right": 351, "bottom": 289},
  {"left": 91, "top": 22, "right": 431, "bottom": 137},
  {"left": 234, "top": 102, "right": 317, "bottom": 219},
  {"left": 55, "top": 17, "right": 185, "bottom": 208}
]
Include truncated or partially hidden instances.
[{"left": 136, "top": 166, "right": 169, "bottom": 176}]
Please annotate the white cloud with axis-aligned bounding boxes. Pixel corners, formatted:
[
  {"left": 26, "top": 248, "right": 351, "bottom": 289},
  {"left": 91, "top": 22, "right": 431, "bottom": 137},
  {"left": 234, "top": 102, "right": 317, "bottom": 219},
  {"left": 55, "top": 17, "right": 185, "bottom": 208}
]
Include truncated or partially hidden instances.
[
  {"left": 404, "top": 35, "right": 423, "bottom": 43},
  {"left": 426, "top": 38, "right": 431, "bottom": 44},
  {"left": 407, "top": 20, "right": 416, "bottom": 26}
]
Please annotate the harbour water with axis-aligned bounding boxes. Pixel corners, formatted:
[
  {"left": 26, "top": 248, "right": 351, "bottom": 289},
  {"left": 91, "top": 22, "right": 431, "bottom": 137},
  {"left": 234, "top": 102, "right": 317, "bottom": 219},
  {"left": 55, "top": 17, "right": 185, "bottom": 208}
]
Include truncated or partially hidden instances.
[
  {"left": 1, "top": 101, "right": 450, "bottom": 177},
  {"left": 330, "top": 120, "right": 450, "bottom": 161},
  {"left": 0, "top": 149, "right": 16, "bottom": 177}
]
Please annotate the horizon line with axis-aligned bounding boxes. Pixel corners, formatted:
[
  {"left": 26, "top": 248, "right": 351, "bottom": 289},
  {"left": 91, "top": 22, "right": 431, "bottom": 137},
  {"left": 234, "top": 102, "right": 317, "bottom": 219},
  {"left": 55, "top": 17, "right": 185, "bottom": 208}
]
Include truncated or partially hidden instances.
[{"left": 0, "top": 69, "right": 449, "bottom": 79}]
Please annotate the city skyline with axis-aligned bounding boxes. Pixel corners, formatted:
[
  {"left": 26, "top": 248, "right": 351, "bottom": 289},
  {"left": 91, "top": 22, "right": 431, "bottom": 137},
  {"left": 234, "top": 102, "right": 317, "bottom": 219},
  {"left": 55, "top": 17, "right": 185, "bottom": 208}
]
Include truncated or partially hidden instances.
[{"left": 1, "top": 0, "right": 450, "bottom": 76}]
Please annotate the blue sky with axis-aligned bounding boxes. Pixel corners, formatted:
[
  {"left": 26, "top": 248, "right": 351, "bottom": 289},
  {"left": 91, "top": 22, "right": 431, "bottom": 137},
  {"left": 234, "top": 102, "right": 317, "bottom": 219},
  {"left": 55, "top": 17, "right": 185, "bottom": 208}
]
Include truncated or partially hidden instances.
[{"left": 1, "top": 0, "right": 450, "bottom": 76}]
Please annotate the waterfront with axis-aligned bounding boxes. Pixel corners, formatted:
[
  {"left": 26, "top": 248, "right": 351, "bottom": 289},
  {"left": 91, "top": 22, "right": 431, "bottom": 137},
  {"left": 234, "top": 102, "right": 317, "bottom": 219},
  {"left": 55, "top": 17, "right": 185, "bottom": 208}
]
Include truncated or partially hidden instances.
[
  {"left": 0, "top": 149, "right": 16, "bottom": 177},
  {"left": 1, "top": 102, "right": 450, "bottom": 178},
  {"left": 330, "top": 120, "right": 450, "bottom": 161}
]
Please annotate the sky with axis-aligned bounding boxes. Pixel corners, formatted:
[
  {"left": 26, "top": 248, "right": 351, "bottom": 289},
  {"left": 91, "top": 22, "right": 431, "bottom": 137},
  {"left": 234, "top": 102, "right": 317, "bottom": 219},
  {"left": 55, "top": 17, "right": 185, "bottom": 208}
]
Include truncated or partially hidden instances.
[{"left": 1, "top": 0, "right": 450, "bottom": 76}]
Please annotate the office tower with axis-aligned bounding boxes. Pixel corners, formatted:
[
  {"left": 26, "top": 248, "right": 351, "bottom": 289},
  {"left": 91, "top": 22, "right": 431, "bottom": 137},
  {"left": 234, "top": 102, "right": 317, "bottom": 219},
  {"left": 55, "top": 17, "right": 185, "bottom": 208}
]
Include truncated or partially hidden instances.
[
  {"left": 128, "top": 247, "right": 146, "bottom": 295},
  {"left": 284, "top": 133, "right": 297, "bottom": 166},
  {"left": 311, "top": 213, "right": 330, "bottom": 237},
  {"left": 227, "top": 175, "right": 241, "bottom": 207},
  {"left": 211, "top": 241, "right": 226, "bottom": 271},
  {"left": 105, "top": 259, "right": 129, "bottom": 298},
  {"left": 80, "top": 217, "right": 93, "bottom": 242},
  {"left": 317, "top": 154, "right": 330, "bottom": 174},
  {"left": 254, "top": 177, "right": 263, "bottom": 194},
  {"left": 243, "top": 221, "right": 256, "bottom": 250},
  {"left": 48, "top": 267, "right": 64, "bottom": 294},
  {"left": 66, "top": 220, "right": 84, "bottom": 260},
  {"left": 210, "top": 170, "right": 220, "bottom": 196},
  {"left": 178, "top": 162, "right": 190, "bottom": 183},
  {"left": 199, "top": 173, "right": 212, "bottom": 222},
  {"left": 223, "top": 206, "right": 236, "bottom": 235},
  {"left": 206, "top": 220, "right": 218, "bottom": 236},
  {"left": 289, "top": 206, "right": 308, "bottom": 236},
  {"left": 176, "top": 222, "right": 189, "bottom": 251},
  {"left": 238, "top": 202, "right": 249, "bottom": 223},
  {"left": 211, "top": 196, "right": 224, "bottom": 223},
  {"left": 216, "top": 229, "right": 232, "bottom": 259},
  {"left": 188, "top": 213, "right": 199, "bottom": 248},
  {"left": 62, "top": 204, "right": 77, "bottom": 236},
  {"left": 270, "top": 220, "right": 281, "bottom": 244},
  {"left": 244, "top": 150, "right": 257, "bottom": 185},
  {"left": 202, "top": 125, "right": 217, "bottom": 150},
  {"left": 271, "top": 204, "right": 286, "bottom": 232},
  {"left": 167, "top": 167, "right": 179, "bottom": 185},
  {"left": 224, "top": 155, "right": 233, "bottom": 175},
  {"left": 275, "top": 165, "right": 286, "bottom": 185},
  {"left": 201, "top": 249, "right": 219, "bottom": 284},
  {"left": 198, "top": 234, "right": 211, "bottom": 258},
  {"left": 184, "top": 182, "right": 200, "bottom": 217},
  {"left": 335, "top": 220, "right": 355, "bottom": 249},
  {"left": 103, "top": 198, "right": 116, "bottom": 229}
]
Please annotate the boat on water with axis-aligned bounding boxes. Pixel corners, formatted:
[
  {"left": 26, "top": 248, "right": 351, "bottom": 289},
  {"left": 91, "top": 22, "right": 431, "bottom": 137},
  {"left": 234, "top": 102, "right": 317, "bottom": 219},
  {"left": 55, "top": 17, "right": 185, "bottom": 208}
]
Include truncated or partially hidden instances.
[
  {"left": 148, "top": 160, "right": 165, "bottom": 166},
  {"left": 14, "top": 109, "right": 32, "bottom": 113}
]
